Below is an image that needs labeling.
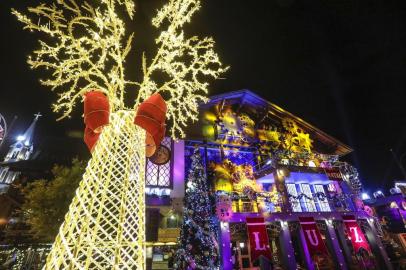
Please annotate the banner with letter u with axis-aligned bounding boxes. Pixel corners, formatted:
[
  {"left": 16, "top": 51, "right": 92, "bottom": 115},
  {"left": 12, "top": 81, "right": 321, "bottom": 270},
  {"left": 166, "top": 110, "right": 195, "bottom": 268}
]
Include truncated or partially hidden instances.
[
  {"left": 246, "top": 217, "right": 272, "bottom": 261},
  {"left": 299, "top": 217, "right": 329, "bottom": 257},
  {"left": 342, "top": 215, "right": 372, "bottom": 254}
]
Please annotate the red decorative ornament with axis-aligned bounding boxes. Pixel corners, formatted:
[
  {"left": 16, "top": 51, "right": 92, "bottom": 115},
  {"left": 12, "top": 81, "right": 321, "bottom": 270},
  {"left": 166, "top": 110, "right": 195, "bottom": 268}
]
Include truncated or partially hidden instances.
[
  {"left": 84, "top": 127, "right": 100, "bottom": 152},
  {"left": 216, "top": 195, "right": 233, "bottom": 222},
  {"left": 246, "top": 217, "right": 272, "bottom": 261},
  {"left": 134, "top": 93, "right": 167, "bottom": 157},
  {"left": 363, "top": 205, "right": 374, "bottom": 216},
  {"left": 343, "top": 215, "right": 372, "bottom": 254},
  {"left": 83, "top": 91, "right": 110, "bottom": 133},
  {"left": 298, "top": 217, "right": 329, "bottom": 258}
]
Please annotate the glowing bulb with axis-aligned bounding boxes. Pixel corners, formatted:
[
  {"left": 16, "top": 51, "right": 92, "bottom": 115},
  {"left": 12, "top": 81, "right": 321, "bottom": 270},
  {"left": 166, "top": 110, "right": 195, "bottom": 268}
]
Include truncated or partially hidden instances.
[
  {"left": 308, "top": 160, "right": 316, "bottom": 167},
  {"left": 16, "top": 135, "right": 25, "bottom": 141},
  {"left": 265, "top": 159, "right": 272, "bottom": 166},
  {"left": 361, "top": 193, "right": 370, "bottom": 200}
]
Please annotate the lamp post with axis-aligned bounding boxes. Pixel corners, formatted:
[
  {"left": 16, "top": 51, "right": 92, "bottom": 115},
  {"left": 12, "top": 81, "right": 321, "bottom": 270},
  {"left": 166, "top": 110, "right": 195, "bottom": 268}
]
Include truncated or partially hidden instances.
[{"left": 390, "top": 149, "right": 406, "bottom": 180}]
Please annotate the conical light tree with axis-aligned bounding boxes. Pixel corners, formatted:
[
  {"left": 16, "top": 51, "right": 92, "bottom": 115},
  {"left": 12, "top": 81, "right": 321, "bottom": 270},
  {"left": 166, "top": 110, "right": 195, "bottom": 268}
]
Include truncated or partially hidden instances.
[{"left": 13, "top": 0, "right": 227, "bottom": 269}]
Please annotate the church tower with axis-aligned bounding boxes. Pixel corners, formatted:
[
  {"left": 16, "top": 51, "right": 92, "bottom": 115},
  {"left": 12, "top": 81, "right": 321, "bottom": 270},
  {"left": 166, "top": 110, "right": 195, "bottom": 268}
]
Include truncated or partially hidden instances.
[{"left": 0, "top": 113, "right": 41, "bottom": 192}]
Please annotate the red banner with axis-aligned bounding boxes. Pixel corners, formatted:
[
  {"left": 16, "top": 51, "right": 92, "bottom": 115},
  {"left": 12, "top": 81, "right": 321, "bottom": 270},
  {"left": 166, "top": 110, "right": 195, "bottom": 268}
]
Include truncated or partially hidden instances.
[
  {"left": 299, "top": 217, "right": 329, "bottom": 258},
  {"left": 324, "top": 168, "right": 343, "bottom": 181},
  {"left": 343, "top": 215, "right": 372, "bottom": 254},
  {"left": 246, "top": 217, "right": 272, "bottom": 261}
]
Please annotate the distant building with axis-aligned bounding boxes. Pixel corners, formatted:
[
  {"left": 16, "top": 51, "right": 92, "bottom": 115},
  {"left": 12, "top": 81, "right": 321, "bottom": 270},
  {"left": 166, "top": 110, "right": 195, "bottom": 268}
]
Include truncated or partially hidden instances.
[
  {"left": 0, "top": 114, "right": 40, "bottom": 231},
  {"left": 363, "top": 183, "right": 406, "bottom": 268},
  {"left": 0, "top": 113, "right": 88, "bottom": 234},
  {"left": 0, "top": 114, "right": 40, "bottom": 193}
]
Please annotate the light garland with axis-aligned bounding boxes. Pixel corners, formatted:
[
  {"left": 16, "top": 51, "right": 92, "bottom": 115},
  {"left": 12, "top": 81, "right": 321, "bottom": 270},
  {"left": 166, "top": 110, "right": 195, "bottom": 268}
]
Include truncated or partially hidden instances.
[
  {"left": 13, "top": 0, "right": 227, "bottom": 138},
  {"left": 13, "top": 0, "right": 227, "bottom": 269},
  {"left": 0, "top": 245, "right": 51, "bottom": 269}
]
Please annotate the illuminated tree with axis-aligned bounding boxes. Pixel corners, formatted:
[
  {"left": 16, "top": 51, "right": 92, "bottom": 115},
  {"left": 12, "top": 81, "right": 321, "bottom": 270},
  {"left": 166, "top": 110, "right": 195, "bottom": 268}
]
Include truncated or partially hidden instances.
[
  {"left": 175, "top": 148, "right": 219, "bottom": 269},
  {"left": 13, "top": 0, "right": 227, "bottom": 269}
]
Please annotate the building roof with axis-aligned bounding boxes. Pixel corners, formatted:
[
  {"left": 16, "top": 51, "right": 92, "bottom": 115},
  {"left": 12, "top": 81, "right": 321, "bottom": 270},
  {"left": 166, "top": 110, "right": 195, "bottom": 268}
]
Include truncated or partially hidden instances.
[{"left": 201, "top": 89, "right": 353, "bottom": 156}]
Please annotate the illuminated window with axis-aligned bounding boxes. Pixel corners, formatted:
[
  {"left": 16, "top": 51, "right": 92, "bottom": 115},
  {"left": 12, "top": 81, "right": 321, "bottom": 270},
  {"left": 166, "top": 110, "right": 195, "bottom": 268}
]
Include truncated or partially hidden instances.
[
  {"left": 313, "top": 185, "right": 331, "bottom": 212},
  {"left": 0, "top": 168, "right": 7, "bottom": 183},
  {"left": 299, "top": 184, "right": 317, "bottom": 212},
  {"left": 287, "top": 184, "right": 302, "bottom": 212},
  {"left": 390, "top": 202, "right": 399, "bottom": 209},
  {"left": 327, "top": 183, "right": 337, "bottom": 192},
  {"left": 145, "top": 137, "right": 172, "bottom": 187}
]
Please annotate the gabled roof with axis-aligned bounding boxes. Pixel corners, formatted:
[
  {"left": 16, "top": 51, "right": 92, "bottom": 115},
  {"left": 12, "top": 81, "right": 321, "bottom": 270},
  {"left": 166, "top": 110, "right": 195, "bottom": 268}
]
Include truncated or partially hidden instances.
[{"left": 202, "top": 89, "right": 353, "bottom": 156}]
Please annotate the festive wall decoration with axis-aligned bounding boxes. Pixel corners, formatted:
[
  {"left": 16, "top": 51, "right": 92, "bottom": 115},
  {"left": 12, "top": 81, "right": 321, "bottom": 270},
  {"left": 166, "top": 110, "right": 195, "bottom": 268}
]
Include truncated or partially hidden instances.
[
  {"left": 298, "top": 217, "right": 329, "bottom": 259},
  {"left": 246, "top": 217, "right": 272, "bottom": 261},
  {"left": 13, "top": 0, "right": 227, "bottom": 268},
  {"left": 343, "top": 215, "right": 372, "bottom": 254},
  {"left": 324, "top": 167, "right": 343, "bottom": 181},
  {"left": 216, "top": 194, "right": 233, "bottom": 222},
  {"left": 202, "top": 105, "right": 316, "bottom": 166},
  {"left": 363, "top": 205, "right": 374, "bottom": 216},
  {"left": 212, "top": 109, "right": 256, "bottom": 145},
  {"left": 340, "top": 164, "right": 363, "bottom": 195},
  {"left": 211, "top": 159, "right": 262, "bottom": 193}
]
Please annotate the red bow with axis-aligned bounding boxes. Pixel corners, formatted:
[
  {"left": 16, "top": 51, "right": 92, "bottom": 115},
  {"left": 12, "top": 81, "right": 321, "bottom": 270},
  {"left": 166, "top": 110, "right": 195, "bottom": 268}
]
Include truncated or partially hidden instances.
[
  {"left": 134, "top": 93, "right": 167, "bottom": 157},
  {"left": 83, "top": 91, "right": 167, "bottom": 157},
  {"left": 83, "top": 91, "right": 110, "bottom": 151}
]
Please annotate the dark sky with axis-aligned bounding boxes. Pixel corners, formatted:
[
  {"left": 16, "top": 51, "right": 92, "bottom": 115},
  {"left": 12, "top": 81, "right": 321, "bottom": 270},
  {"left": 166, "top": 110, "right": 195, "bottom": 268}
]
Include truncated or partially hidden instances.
[{"left": 1, "top": 0, "right": 406, "bottom": 193}]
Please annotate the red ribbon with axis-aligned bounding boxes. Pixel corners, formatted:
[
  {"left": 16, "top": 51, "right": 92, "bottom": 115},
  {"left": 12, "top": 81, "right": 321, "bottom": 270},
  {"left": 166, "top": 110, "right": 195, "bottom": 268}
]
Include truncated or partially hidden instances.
[
  {"left": 134, "top": 93, "right": 167, "bottom": 157},
  {"left": 83, "top": 91, "right": 167, "bottom": 156}
]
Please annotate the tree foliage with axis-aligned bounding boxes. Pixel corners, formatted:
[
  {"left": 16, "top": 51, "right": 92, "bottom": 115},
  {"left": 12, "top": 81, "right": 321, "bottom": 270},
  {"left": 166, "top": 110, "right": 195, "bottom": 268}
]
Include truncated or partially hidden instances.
[{"left": 20, "top": 159, "right": 86, "bottom": 242}]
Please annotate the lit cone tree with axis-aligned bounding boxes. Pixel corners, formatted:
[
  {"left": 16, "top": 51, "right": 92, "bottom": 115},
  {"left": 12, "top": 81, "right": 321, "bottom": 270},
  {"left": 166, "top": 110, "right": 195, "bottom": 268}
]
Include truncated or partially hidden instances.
[
  {"left": 13, "top": 0, "right": 227, "bottom": 269},
  {"left": 174, "top": 148, "right": 219, "bottom": 269}
]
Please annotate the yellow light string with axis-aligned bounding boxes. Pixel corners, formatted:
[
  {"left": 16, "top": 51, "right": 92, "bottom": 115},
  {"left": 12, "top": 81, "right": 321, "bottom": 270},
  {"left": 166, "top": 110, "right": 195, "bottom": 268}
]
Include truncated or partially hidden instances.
[{"left": 13, "top": 0, "right": 227, "bottom": 269}]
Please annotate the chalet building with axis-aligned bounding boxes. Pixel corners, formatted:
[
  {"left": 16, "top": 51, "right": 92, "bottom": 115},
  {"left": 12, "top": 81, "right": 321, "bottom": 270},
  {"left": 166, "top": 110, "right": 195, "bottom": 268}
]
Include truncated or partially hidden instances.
[
  {"left": 145, "top": 90, "right": 393, "bottom": 270},
  {"left": 0, "top": 90, "right": 395, "bottom": 269}
]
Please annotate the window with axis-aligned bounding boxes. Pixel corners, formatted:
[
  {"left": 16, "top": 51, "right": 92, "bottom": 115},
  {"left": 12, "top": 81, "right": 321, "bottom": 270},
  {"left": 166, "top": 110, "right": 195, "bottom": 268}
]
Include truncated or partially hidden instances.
[
  {"left": 287, "top": 184, "right": 302, "bottom": 212},
  {"left": 5, "top": 172, "right": 16, "bottom": 184},
  {"left": 145, "top": 137, "right": 172, "bottom": 187},
  {"left": 299, "top": 184, "right": 317, "bottom": 212},
  {"left": 11, "top": 150, "right": 19, "bottom": 160},
  {"left": 313, "top": 185, "right": 331, "bottom": 212},
  {"left": 166, "top": 215, "right": 179, "bottom": 228},
  {"left": 327, "top": 183, "right": 337, "bottom": 192},
  {"left": 0, "top": 168, "right": 7, "bottom": 183}
]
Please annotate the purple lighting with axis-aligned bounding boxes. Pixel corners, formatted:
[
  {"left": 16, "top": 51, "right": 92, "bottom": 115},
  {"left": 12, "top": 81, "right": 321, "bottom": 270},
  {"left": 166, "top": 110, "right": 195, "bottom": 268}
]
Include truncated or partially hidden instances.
[
  {"left": 220, "top": 222, "right": 233, "bottom": 270},
  {"left": 171, "top": 140, "right": 185, "bottom": 198}
]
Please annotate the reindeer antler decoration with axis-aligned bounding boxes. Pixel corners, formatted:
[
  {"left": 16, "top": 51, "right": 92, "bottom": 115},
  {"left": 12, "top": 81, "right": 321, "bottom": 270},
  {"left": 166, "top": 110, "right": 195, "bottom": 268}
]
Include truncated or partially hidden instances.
[{"left": 13, "top": 0, "right": 227, "bottom": 268}]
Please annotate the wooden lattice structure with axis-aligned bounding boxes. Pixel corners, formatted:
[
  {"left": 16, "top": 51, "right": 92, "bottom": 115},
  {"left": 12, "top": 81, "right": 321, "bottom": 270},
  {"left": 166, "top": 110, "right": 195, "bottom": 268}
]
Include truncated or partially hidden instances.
[{"left": 44, "top": 111, "right": 146, "bottom": 269}]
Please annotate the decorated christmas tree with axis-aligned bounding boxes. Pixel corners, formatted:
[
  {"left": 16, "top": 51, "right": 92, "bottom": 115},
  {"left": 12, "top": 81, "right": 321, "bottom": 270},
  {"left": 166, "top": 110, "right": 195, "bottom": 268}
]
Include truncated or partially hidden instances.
[{"left": 175, "top": 148, "right": 219, "bottom": 270}]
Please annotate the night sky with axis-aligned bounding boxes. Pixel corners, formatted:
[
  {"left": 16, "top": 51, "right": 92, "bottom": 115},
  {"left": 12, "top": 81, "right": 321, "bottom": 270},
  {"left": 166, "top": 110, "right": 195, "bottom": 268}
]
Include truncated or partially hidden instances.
[{"left": 1, "top": 0, "right": 406, "bottom": 193}]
